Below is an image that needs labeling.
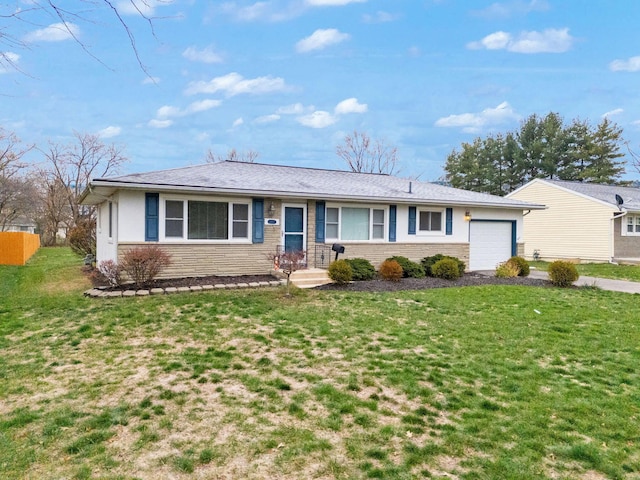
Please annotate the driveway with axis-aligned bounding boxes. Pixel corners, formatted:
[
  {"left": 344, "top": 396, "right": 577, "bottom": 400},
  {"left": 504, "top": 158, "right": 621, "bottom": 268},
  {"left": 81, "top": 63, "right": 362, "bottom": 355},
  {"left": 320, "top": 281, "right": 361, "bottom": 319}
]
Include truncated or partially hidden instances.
[{"left": 527, "top": 269, "right": 640, "bottom": 294}]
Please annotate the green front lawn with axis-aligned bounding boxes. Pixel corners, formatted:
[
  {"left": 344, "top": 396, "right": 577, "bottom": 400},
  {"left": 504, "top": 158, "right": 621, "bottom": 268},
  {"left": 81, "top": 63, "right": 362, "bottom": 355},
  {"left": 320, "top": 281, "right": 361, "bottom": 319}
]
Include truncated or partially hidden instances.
[
  {"left": 530, "top": 260, "right": 640, "bottom": 282},
  {"left": 1, "top": 248, "right": 639, "bottom": 479}
]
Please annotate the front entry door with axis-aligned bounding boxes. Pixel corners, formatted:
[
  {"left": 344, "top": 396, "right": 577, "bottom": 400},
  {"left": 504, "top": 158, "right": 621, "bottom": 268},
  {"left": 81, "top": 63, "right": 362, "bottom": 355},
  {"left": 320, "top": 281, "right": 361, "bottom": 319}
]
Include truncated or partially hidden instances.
[{"left": 283, "top": 204, "right": 306, "bottom": 252}]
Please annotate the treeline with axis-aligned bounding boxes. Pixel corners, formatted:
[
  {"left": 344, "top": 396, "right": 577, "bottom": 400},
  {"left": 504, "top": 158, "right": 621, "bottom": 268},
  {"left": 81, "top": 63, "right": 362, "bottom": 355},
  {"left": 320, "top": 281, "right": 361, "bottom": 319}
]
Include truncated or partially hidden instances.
[{"left": 444, "top": 113, "right": 627, "bottom": 196}]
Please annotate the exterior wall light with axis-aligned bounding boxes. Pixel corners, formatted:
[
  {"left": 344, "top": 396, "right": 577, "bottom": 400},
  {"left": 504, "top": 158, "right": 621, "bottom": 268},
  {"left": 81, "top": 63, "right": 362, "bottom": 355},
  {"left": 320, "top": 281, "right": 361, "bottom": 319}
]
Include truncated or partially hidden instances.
[{"left": 464, "top": 210, "right": 472, "bottom": 221}]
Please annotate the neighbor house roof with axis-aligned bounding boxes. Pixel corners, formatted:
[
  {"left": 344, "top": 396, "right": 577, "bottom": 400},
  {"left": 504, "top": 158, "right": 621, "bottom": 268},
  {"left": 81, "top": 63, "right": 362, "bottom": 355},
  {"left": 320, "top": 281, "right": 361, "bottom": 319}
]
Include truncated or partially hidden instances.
[
  {"left": 80, "top": 161, "right": 544, "bottom": 210},
  {"left": 512, "top": 178, "right": 640, "bottom": 211}
]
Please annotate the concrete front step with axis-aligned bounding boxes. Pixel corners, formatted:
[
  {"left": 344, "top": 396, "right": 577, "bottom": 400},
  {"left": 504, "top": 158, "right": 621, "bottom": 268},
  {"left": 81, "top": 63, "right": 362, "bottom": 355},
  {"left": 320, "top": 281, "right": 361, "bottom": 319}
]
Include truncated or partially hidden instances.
[{"left": 289, "top": 268, "right": 333, "bottom": 289}]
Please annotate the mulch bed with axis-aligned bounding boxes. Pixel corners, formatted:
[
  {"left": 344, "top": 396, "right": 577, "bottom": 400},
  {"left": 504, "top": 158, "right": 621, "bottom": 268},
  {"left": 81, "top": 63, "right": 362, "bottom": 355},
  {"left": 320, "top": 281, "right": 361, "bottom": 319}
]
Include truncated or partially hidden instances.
[
  {"left": 90, "top": 271, "right": 550, "bottom": 293},
  {"left": 314, "top": 272, "right": 551, "bottom": 292}
]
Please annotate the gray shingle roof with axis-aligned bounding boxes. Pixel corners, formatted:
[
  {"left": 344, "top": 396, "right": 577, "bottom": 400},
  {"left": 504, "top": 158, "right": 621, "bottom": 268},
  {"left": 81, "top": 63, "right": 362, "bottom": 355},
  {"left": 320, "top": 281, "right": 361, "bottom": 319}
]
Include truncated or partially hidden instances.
[
  {"left": 544, "top": 179, "right": 640, "bottom": 211},
  {"left": 83, "top": 161, "right": 543, "bottom": 209}
]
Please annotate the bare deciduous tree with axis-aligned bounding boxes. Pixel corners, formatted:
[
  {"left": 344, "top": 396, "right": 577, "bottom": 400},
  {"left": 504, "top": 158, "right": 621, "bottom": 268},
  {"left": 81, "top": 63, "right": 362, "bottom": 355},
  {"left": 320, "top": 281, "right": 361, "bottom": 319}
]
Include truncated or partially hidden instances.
[
  {"left": 336, "top": 130, "right": 400, "bottom": 175},
  {"left": 1, "top": 1, "right": 159, "bottom": 75},
  {"left": 0, "top": 129, "right": 35, "bottom": 231},
  {"left": 205, "top": 148, "right": 260, "bottom": 164},
  {"left": 39, "top": 132, "right": 128, "bottom": 244}
]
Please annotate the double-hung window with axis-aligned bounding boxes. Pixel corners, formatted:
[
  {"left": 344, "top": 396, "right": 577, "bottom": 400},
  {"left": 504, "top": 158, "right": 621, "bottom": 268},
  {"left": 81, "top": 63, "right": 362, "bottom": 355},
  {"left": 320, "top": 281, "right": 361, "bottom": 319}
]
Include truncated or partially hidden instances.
[
  {"left": 325, "top": 206, "right": 385, "bottom": 241},
  {"left": 164, "top": 199, "right": 249, "bottom": 240},
  {"left": 418, "top": 209, "right": 443, "bottom": 233},
  {"left": 626, "top": 215, "right": 640, "bottom": 235}
]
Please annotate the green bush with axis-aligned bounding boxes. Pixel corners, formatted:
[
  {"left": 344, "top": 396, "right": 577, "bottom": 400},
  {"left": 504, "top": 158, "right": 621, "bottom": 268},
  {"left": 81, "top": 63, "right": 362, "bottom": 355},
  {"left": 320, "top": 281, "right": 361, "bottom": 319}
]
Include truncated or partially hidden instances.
[
  {"left": 431, "top": 258, "right": 462, "bottom": 280},
  {"left": 506, "top": 256, "right": 530, "bottom": 277},
  {"left": 495, "top": 261, "right": 520, "bottom": 278},
  {"left": 344, "top": 258, "right": 376, "bottom": 281},
  {"left": 328, "top": 259, "right": 353, "bottom": 285},
  {"left": 422, "top": 254, "right": 465, "bottom": 277},
  {"left": 379, "top": 260, "right": 403, "bottom": 282},
  {"left": 548, "top": 260, "right": 579, "bottom": 287},
  {"left": 385, "top": 256, "right": 425, "bottom": 278}
]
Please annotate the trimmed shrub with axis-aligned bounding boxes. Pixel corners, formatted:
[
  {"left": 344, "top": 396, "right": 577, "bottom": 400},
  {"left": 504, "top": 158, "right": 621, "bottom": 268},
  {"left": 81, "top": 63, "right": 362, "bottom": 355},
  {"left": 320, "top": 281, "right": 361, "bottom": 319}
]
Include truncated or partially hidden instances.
[
  {"left": 344, "top": 258, "right": 375, "bottom": 281},
  {"left": 328, "top": 259, "right": 353, "bottom": 285},
  {"left": 68, "top": 218, "right": 96, "bottom": 257},
  {"left": 422, "top": 254, "right": 465, "bottom": 277},
  {"left": 97, "top": 260, "right": 122, "bottom": 286},
  {"left": 385, "top": 256, "right": 425, "bottom": 278},
  {"left": 548, "top": 260, "right": 579, "bottom": 287},
  {"left": 495, "top": 261, "right": 520, "bottom": 278},
  {"left": 506, "top": 256, "right": 530, "bottom": 277},
  {"left": 379, "top": 260, "right": 403, "bottom": 282},
  {"left": 431, "top": 258, "right": 462, "bottom": 280},
  {"left": 120, "top": 246, "right": 172, "bottom": 287}
]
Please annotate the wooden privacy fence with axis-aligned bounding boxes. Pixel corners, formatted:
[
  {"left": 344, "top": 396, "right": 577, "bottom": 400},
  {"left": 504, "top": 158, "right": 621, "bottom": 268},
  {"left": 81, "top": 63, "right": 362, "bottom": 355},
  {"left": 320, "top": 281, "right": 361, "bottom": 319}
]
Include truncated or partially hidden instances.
[{"left": 0, "top": 232, "right": 41, "bottom": 266}]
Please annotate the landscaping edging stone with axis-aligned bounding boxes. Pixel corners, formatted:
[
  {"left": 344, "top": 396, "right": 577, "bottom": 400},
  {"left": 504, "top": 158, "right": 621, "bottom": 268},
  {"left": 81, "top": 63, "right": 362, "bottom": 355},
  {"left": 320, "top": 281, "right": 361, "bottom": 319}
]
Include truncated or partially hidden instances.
[{"left": 84, "top": 279, "right": 286, "bottom": 298}]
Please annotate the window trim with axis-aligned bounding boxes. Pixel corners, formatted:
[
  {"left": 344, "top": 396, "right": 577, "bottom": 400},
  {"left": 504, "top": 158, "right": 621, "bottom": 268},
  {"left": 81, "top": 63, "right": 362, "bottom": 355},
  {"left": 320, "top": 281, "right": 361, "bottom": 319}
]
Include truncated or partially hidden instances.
[
  {"left": 417, "top": 207, "right": 445, "bottom": 236},
  {"left": 324, "top": 204, "right": 387, "bottom": 242},
  {"left": 624, "top": 214, "right": 640, "bottom": 236},
  {"left": 160, "top": 195, "right": 252, "bottom": 243}
]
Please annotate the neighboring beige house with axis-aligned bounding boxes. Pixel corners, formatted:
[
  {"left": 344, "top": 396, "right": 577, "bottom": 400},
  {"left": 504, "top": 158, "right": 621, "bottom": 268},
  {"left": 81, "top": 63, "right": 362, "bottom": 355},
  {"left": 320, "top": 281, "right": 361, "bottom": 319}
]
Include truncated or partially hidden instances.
[
  {"left": 80, "top": 161, "right": 543, "bottom": 277},
  {"left": 2, "top": 216, "right": 37, "bottom": 234},
  {"left": 507, "top": 179, "right": 640, "bottom": 263}
]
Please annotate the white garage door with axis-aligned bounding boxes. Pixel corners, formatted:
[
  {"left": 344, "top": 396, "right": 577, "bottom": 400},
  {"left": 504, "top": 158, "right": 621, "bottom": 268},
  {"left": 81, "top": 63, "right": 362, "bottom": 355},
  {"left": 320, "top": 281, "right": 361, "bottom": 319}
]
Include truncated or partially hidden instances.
[{"left": 469, "top": 221, "right": 513, "bottom": 271}]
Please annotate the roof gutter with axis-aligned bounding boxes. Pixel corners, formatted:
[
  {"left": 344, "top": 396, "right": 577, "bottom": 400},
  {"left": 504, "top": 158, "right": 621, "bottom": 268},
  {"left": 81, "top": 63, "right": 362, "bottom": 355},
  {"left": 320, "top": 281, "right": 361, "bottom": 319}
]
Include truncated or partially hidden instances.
[
  {"left": 610, "top": 210, "right": 628, "bottom": 264},
  {"left": 86, "top": 180, "right": 546, "bottom": 210}
]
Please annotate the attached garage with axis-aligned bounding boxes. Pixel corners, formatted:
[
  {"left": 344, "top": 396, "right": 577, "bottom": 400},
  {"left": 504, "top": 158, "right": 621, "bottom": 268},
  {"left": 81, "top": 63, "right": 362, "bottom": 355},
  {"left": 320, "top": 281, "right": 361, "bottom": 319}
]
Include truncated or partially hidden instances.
[{"left": 468, "top": 220, "right": 516, "bottom": 271}]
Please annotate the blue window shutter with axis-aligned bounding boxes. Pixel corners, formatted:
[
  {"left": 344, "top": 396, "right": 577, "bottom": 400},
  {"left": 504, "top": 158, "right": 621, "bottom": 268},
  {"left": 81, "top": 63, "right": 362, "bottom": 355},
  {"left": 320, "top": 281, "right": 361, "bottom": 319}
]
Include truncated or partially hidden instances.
[
  {"left": 315, "top": 201, "right": 325, "bottom": 243},
  {"left": 252, "top": 198, "right": 264, "bottom": 243},
  {"left": 511, "top": 221, "right": 517, "bottom": 256},
  {"left": 389, "top": 205, "right": 397, "bottom": 242},
  {"left": 446, "top": 208, "right": 453, "bottom": 235},
  {"left": 408, "top": 206, "right": 416, "bottom": 235},
  {"left": 145, "top": 193, "right": 159, "bottom": 241}
]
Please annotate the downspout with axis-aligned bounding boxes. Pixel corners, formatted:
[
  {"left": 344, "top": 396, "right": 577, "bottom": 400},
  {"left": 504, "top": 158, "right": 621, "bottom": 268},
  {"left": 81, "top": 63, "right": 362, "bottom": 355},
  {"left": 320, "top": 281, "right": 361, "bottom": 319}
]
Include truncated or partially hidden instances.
[{"left": 610, "top": 210, "right": 628, "bottom": 264}]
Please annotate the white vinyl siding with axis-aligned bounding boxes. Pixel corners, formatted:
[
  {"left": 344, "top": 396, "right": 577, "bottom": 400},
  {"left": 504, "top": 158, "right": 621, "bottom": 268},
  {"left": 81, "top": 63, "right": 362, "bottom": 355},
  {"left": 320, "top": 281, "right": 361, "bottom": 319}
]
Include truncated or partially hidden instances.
[{"left": 509, "top": 181, "right": 613, "bottom": 262}]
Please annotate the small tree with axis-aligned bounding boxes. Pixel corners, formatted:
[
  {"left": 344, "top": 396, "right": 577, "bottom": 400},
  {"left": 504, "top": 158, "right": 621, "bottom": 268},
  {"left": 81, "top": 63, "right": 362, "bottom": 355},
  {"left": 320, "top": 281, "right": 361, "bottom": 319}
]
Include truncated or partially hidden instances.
[{"left": 268, "top": 249, "right": 306, "bottom": 295}]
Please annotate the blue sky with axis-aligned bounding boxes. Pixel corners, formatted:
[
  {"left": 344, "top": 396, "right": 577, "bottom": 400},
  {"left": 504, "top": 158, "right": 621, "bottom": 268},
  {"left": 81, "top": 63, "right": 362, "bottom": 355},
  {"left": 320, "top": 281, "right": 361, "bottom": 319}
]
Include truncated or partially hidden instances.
[{"left": 3, "top": 0, "right": 640, "bottom": 181}]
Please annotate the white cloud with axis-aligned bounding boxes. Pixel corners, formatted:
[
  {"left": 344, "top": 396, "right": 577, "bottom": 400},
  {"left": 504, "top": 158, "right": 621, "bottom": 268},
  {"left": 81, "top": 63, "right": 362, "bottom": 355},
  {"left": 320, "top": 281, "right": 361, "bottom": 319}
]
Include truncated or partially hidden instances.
[
  {"left": 277, "top": 103, "right": 307, "bottom": 115},
  {"left": 306, "top": 0, "right": 366, "bottom": 5},
  {"left": 183, "top": 45, "right": 223, "bottom": 64},
  {"left": 24, "top": 23, "right": 80, "bottom": 42},
  {"left": 185, "top": 72, "right": 288, "bottom": 96},
  {"left": 472, "top": 0, "right": 549, "bottom": 19},
  {"left": 362, "top": 11, "right": 398, "bottom": 23},
  {"left": 220, "top": 1, "right": 303, "bottom": 22},
  {"left": 254, "top": 114, "right": 281, "bottom": 124},
  {"left": 117, "top": 0, "right": 173, "bottom": 16},
  {"left": 602, "top": 108, "right": 623, "bottom": 118},
  {"left": 335, "top": 97, "right": 367, "bottom": 114},
  {"left": 609, "top": 56, "right": 640, "bottom": 72},
  {"left": 148, "top": 119, "right": 173, "bottom": 129},
  {"left": 97, "top": 126, "right": 122, "bottom": 138},
  {"left": 434, "top": 101, "right": 519, "bottom": 133},
  {"left": 232, "top": 118, "right": 244, "bottom": 127},
  {"left": 296, "top": 28, "right": 350, "bottom": 53},
  {"left": 467, "top": 28, "right": 574, "bottom": 53},
  {"left": 0, "top": 52, "right": 20, "bottom": 74},
  {"left": 157, "top": 100, "right": 222, "bottom": 118},
  {"left": 297, "top": 111, "right": 338, "bottom": 128}
]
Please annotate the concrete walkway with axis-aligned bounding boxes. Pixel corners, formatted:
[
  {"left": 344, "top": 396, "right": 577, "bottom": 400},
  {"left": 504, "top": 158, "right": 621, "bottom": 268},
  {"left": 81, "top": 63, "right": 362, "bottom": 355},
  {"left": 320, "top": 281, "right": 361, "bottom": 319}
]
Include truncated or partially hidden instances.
[{"left": 528, "top": 269, "right": 640, "bottom": 294}]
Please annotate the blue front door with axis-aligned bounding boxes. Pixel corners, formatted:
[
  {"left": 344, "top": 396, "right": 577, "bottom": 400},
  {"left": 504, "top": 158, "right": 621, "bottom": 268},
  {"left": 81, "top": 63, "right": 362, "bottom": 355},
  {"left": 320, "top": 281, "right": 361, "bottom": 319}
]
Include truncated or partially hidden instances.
[{"left": 284, "top": 206, "right": 305, "bottom": 252}]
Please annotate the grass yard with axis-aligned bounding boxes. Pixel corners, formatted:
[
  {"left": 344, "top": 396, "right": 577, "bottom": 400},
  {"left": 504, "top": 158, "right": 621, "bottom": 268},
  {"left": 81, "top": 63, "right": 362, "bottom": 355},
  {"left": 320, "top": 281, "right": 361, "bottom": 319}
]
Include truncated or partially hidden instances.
[
  {"left": 530, "top": 261, "right": 640, "bottom": 282},
  {"left": 1, "top": 248, "right": 640, "bottom": 479}
]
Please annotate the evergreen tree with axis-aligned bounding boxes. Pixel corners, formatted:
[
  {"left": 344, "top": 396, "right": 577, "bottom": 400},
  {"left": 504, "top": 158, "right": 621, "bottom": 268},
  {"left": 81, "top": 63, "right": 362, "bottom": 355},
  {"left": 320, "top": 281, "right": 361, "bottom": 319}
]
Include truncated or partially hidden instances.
[{"left": 444, "top": 113, "right": 628, "bottom": 195}]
